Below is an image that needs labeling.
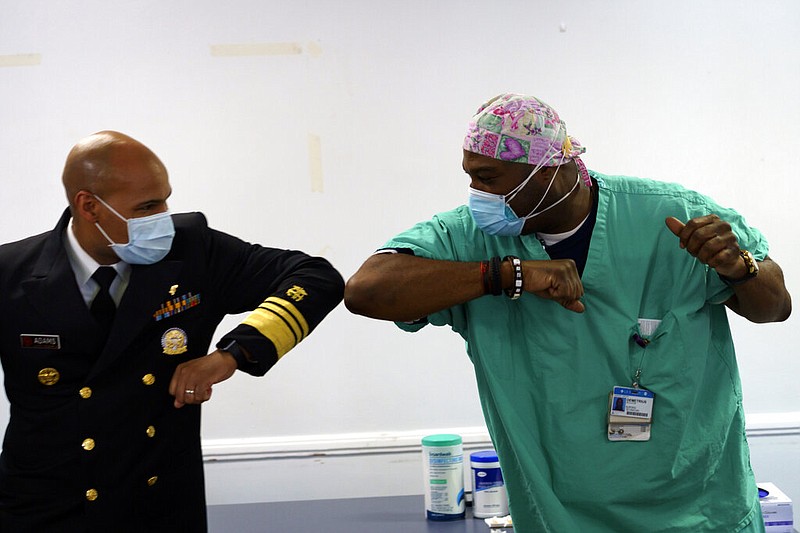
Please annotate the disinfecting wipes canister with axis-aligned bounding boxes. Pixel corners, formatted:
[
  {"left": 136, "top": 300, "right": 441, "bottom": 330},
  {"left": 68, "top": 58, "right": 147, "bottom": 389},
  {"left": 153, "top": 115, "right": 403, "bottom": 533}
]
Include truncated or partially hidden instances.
[
  {"left": 470, "top": 450, "right": 508, "bottom": 519},
  {"left": 422, "top": 434, "right": 465, "bottom": 520}
]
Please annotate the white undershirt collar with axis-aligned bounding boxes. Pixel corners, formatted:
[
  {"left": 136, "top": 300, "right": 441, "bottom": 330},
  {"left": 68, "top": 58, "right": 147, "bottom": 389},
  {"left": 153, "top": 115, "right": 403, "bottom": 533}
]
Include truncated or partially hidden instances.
[
  {"left": 64, "top": 220, "right": 131, "bottom": 306},
  {"left": 535, "top": 211, "right": 591, "bottom": 247}
]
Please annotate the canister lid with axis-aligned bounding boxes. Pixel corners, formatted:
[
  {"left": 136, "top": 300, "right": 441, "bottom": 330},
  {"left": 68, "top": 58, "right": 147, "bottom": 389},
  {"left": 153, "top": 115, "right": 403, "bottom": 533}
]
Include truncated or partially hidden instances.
[
  {"left": 422, "top": 434, "right": 462, "bottom": 447},
  {"left": 470, "top": 450, "right": 499, "bottom": 463}
]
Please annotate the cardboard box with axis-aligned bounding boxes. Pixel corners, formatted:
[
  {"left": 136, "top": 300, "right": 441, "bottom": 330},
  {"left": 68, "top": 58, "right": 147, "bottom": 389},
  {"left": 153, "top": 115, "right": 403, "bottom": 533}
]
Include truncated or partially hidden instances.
[{"left": 758, "top": 482, "right": 793, "bottom": 533}]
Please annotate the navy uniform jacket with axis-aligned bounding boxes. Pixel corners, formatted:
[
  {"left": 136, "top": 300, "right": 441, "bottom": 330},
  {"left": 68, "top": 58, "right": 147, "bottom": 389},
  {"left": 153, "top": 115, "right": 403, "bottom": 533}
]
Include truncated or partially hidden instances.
[{"left": 0, "top": 208, "right": 344, "bottom": 532}]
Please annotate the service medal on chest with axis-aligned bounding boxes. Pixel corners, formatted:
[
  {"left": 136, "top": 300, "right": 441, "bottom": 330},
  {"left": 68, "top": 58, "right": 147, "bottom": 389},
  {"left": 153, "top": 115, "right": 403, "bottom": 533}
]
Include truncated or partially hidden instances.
[{"left": 161, "top": 327, "right": 188, "bottom": 355}]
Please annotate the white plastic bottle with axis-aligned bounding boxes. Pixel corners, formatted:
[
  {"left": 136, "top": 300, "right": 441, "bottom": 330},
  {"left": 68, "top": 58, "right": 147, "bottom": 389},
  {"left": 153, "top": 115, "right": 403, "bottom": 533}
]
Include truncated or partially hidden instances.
[
  {"left": 421, "top": 434, "right": 465, "bottom": 520},
  {"left": 470, "top": 449, "right": 508, "bottom": 518}
]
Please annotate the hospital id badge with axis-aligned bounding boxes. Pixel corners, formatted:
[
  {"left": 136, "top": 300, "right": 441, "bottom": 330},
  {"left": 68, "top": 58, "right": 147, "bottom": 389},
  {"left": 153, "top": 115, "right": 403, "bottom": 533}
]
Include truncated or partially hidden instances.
[{"left": 607, "top": 386, "right": 655, "bottom": 442}]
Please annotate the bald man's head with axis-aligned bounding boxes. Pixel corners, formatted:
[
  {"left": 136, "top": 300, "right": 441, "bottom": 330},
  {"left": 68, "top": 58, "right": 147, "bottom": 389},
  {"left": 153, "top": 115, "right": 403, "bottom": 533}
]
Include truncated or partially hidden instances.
[
  {"left": 61, "top": 131, "right": 168, "bottom": 210},
  {"left": 61, "top": 131, "right": 173, "bottom": 264}
]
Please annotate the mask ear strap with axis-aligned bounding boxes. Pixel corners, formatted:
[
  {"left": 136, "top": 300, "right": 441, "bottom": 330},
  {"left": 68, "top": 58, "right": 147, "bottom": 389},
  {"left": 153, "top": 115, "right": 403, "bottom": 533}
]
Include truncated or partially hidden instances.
[
  {"left": 94, "top": 195, "right": 127, "bottom": 222},
  {"left": 519, "top": 147, "right": 568, "bottom": 218},
  {"left": 94, "top": 221, "right": 118, "bottom": 246},
  {"left": 522, "top": 170, "right": 580, "bottom": 220},
  {"left": 93, "top": 195, "right": 129, "bottom": 246},
  {"left": 505, "top": 166, "right": 538, "bottom": 203},
  {"left": 506, "top": 120, "right": 565, "bottom": 204}
]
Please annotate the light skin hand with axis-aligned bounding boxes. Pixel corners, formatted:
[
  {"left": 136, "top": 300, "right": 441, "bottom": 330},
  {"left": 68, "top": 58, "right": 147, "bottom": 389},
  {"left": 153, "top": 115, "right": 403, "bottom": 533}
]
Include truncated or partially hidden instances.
[{"left": 169, "top": 350, "right": 238, "bottom": 408}]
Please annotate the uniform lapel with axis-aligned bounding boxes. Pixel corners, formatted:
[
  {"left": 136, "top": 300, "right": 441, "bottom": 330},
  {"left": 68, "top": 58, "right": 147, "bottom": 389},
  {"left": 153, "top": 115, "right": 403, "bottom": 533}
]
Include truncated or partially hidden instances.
[
  {"left": 89, "top": 259, "right": 183, "bottom": 377},
  {"left": 21, "top": 210, "right": 98, "bottom": 342},
  {"left": 20, "top": 209, "right": 186, "bottom": 376}
]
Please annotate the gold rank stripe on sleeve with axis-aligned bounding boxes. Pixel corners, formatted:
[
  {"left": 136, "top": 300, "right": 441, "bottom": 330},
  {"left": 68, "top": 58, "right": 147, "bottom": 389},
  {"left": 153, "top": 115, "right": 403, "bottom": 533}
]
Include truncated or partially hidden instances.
[{"left": 241, "top": 296, "right": 310, "bottom": 358}]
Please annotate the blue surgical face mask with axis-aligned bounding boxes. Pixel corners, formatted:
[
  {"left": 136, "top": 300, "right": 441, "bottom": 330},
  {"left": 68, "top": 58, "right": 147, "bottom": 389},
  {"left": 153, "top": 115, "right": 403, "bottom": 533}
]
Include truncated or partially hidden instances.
[
  {"left": 468, "top": 188, "right": 527, "bottom": 236},
  {"left": 93, "top": 195, "right": 175, "bottom": 264},
  {"left": 468, "top": 122, "right": 579, "bottom": 237}
]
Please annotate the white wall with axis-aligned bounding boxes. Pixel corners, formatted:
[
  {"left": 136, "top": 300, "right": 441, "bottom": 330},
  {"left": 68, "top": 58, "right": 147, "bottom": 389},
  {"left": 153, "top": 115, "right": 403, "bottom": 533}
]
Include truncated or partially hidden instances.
[{"left": 1, "top": 0, "right": 798, "bottom": 520}]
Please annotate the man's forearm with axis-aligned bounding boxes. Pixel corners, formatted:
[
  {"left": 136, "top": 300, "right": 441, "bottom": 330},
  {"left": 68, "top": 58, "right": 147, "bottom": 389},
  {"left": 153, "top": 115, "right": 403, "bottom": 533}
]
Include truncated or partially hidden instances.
[
  {"left": 344, "top": 253, "right": 486, "bottom": 322},
  {"left": 723, "top": 257, "right": 792, "bottom": 323}
]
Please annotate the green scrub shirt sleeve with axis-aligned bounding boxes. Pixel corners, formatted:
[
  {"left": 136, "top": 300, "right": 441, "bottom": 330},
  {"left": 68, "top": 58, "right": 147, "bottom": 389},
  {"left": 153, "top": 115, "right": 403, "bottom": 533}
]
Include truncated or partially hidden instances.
[{"left": 382, "top": 213, "right": 465, "bottom": 331}]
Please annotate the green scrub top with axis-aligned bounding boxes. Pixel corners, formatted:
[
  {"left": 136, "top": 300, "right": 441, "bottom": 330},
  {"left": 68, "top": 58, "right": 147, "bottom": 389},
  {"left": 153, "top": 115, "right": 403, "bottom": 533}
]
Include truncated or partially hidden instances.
[{"left": 384, "top": 172, "right": 768, "bottom": 533}]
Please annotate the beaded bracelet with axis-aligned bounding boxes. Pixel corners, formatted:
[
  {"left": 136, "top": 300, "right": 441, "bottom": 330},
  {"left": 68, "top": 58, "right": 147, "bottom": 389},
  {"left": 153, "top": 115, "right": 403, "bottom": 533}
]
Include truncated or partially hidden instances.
[{"left": 503, "top": 256, "right": 523, "bottom": 300}]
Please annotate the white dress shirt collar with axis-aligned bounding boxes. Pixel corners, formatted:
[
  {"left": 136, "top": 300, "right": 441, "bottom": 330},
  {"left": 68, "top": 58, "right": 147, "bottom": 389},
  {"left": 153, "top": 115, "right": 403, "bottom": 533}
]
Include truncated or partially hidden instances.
[{"left": 64, "top": 219, "right": 131, "bottom": 305}]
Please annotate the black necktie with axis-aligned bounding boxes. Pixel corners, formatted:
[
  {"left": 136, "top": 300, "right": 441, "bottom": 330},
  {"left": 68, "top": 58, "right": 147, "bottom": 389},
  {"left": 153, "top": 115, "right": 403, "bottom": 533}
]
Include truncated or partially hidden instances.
[{"left": 91, "top": 266, "right": 117, "bottom": 338}]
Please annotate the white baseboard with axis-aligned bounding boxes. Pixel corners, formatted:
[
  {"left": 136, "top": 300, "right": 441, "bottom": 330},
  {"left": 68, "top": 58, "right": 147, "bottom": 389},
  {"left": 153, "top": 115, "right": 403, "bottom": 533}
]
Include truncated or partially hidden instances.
[
  {"left": 201, "top": 413, "right": 800, "bottom": 505},
  {"left": 202, "top": 426, "right": 494, "bottom": 462},
  {"left": 745, "top": 411, "right": 800, "bottom": 437},
  {"left": 203, "top": 411, "right": 800, "bottom": 463}
]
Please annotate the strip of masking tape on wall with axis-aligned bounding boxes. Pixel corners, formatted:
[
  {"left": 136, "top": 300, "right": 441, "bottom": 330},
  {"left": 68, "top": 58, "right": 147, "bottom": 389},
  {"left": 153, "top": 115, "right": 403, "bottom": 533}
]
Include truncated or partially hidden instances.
[
  {"left": 306, "top": 41, "right": 323, "bottom": 58},
  {"left": 308, "top": 134, "right": 323, "bottom": 192},
  {"left": 0, "top": 54, "right": 42, "bottom": 67},
  {"left": 210, "top": 43, "right": 302, "bottom": 57}
]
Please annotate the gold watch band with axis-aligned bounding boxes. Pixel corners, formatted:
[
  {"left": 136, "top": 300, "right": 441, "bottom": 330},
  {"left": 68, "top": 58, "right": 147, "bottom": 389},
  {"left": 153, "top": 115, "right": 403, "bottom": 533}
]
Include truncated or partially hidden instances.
[{"left": 720, "top": 249, "right": 759, "bottom": 286}]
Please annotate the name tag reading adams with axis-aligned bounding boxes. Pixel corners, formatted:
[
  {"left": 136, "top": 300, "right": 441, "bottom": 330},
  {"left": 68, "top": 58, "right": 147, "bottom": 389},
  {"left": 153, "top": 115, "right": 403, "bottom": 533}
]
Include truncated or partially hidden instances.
[
  {"left": 608, "top": 386, "right": 654, "bottom": 442},
  {"left": 20, "top": 334, "right": 61, "bottom": 350}
]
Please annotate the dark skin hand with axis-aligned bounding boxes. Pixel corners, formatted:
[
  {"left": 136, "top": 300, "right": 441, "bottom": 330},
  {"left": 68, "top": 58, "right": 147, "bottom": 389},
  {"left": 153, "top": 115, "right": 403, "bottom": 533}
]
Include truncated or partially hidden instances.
[{"left": 665, "top": 215, "right": 791, "bottom": 323}]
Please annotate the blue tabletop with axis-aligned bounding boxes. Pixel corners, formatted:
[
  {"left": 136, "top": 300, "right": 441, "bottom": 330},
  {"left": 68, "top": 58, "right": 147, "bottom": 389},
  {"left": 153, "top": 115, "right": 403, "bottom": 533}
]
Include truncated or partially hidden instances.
[
  {"left": 208, "top": 495, "right": 511, "bottom": 532},
  {"left": 209, "top": 495, "right": 794, "bottom": 532}
]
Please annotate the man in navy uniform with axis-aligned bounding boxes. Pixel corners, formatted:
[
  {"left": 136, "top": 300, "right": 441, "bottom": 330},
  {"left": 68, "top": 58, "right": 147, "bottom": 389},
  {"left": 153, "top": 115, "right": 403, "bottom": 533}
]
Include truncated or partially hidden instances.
[{"left": 0, "top": 131, "right": 345, "bottom": 532}]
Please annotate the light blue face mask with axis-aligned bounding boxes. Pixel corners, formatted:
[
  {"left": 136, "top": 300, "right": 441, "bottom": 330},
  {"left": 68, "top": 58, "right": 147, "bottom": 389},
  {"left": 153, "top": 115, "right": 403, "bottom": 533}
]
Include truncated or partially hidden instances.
[
  {"left": 94, "top": 195, "right": 175, "bottom": 264},
  {"left": 468, "top": 151, "right": 577, "bottom": 237},
  {"left": 468, "top": 188, "right": 527, "bottom": 236}
]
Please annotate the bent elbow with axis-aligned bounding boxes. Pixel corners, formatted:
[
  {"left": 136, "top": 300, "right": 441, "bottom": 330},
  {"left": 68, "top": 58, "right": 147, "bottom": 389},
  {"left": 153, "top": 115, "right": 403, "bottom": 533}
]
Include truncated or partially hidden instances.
[
  {"left": 776, "top": 294, "right": 792, "bottom": 322},
  {"left": 749, "top": 294, "right": 792, "bottom": 324},
  {"left": 343, "top": 275, "right": 376, "bottom": 317},
  {"left": 768, "top": 290, "right": 792, "bottom": 323}
]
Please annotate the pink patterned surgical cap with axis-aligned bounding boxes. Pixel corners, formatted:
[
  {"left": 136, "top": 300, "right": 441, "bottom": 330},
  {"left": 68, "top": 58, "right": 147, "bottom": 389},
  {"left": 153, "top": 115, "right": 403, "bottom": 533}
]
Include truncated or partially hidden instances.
[{"left": 463, "top": 93, "right": 591, "bottom": 186}]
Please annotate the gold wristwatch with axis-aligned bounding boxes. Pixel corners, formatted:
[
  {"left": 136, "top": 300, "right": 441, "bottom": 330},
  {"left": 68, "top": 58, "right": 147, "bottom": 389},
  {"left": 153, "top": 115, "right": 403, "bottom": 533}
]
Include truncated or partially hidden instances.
[{"left": 719, "top": 249, "right": 759, "bottom": 286}]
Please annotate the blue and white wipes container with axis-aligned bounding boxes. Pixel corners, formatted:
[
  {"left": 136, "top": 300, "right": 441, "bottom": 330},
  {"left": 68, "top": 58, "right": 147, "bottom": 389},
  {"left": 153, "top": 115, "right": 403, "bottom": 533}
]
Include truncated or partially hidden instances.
[
  {"left": 470, "top": 450, "right": 508, "bottom": 518},
  {"left": 422, "top": 434, "right": 465, "bottom": 520}
]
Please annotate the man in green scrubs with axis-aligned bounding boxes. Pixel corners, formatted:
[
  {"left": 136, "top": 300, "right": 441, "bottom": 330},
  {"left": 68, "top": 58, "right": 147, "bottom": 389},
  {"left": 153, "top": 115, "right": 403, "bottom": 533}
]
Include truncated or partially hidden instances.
[{"left": 344, "top": 93, "right": 792, "bottom": 532}]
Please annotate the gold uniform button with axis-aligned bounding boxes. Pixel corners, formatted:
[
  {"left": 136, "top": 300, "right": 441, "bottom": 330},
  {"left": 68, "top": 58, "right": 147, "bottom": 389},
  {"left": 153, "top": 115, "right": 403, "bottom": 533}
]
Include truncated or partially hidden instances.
[
  {"left": 147, "top": 476, "right": 158, "bottom": 486},
  {"left": 142, "top": 374, "right": 156, "bottom": 386},
  {"left": 86, "top": 488, "right": 98, "bottom": 501},
  {"left": 82, "top": 438, "right": 95, "bottom": 451},
  {"left": 38, "top": 368, "right": 60, "bottom": 386},
  {"left": 146, "top": 425, "right": 156, "bottom": 438},
  {"left": 79, "top": 387, "right": 92, "bottom": 399}
]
